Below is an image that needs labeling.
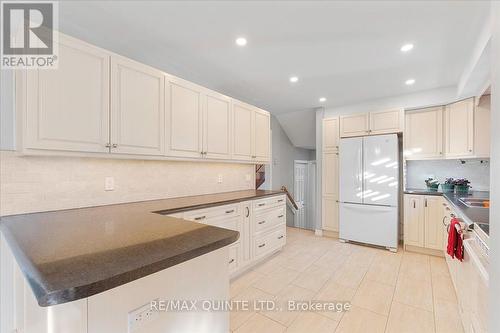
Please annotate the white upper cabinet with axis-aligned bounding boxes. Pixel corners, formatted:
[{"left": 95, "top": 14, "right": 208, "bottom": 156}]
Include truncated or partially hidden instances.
[
  {"left": 405, "top": 107, "right": 443, "bottom": 159},
  {"left": 203, "top": 92, "right": 232, "bottom": 160},
  {"left": 339, "top": 109, "right": 403, "bottom": 138},
  {"left": 340, "top": 113, "right": 369, "bottom": 137},
  {"left": 24, "top": 34, "right": 110, "bottom": 153},
  {"left": 165, "top": 77, "right": 203, "bottom": 158},
  {"left": 254, "top": 109, "right": 271, "bottom": 163},
  {"left": 474, "top": 94, "right": 491, "bottom": 158},
  {"left": 369, "top": 109, "right": 404, "bottom": 134},
  {"left": 445, "top": 98, "right": 474, "bottom": 158},
  {"left": 322, "top": 117, "right": 339, "bottom": 151},
  {"left": 232, "top": 101, "right": 254, "bottom": 161},
  {"left": 110, "top": 56, "right": 165, "bottom": 156}
]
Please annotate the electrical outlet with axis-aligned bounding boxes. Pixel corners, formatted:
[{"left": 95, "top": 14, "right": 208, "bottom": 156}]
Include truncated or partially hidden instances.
[
  {"left": 218, "top": 174, "right": 223, "bottom": 183},
  {"left": 128, "top": 299, "right": 160, "bottom": 332},
  {"left": 105, "top": 177, "right": 114, "bottom": 191}
]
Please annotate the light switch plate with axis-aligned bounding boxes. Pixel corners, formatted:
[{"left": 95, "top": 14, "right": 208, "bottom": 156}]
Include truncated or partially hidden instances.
[
  {"left": 128, "top": 299, "right": 159, "bottom": 332},
  {"left": 105, "top": 177, "right": 114, "bottom": 191}
]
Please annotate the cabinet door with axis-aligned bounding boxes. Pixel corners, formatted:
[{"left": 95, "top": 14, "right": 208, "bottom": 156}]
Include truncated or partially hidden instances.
[
  {"left": 423, "top": 196, "right": 444, "bottom": 250},
  {"left": 24, "top": 34, "right": 110, "bottom": 153},
  {"left": 203, "top": 92, "right": 231, "bottom": 159},
  {"left": 323, "top": 117, "right": 339, "bottom": 151},
  {"left": 322, "top": 152, "right": 339, "bottom": 197},
  {"left": 254, "top": 109, "right": 271, "bottom": 163},
  {"left": 405, "top": 107, "right": 443, "bottom": 159},
  {"left": 232, "top": 101, "right": 253, "bottom": 161},
  {"left": 110, "top": 56, "right": 165, "bottom": 155},
  {"left": 474, "top": 95, "right": 490, "bottom": 158},
  {"left": 322, "top": 196, "right": 339, "bottom": 232},
  {"left": 369, "top": 109, "right": 404, "bottom": 134},
  {"left": 165, "top": 77, "right": 203, "bottom": 158},
  {"left": 404, "top": 195, "right": 424, "bottom": 247},
  {"left": 445, "top": 98, "right": 474, "bottom": 158},
  {"left": 340, "top": 113, "right": 369, "bottom": 137}
]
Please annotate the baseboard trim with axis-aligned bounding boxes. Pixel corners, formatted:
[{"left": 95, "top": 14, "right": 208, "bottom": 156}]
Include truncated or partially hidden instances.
[{"left": 404, "top": 244, "right": 444, "bottom": 257}]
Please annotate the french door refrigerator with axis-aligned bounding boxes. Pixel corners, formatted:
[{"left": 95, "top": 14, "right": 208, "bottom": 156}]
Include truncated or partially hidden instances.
[{"left": 339, "top": 134, "right": 399, "bottom": 251}]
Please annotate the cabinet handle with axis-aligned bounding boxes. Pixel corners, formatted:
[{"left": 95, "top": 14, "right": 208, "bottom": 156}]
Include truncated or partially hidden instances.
[
  {"left": 258, "top": 243, "right": 266, "bottom": 248},
  {"left": 252, "top": 155, "right": 257, "bottom": 158},
  {"left": 245, "top": 207, "right": 250, "bottom": 217},
  {"left": 442, "top": 216, "right": 449, "bottom": 227},
  {"left": 194, "top": 216, "right": 206, "bottom": 221},
  {"left": 112, "top": 144, "right": 118, "bottom": 148},
  {"left": 277, "top": 235, "right": 284, "bottom": 240},
  {"left": 258, "top": 203, "right": 266, "bottom": 207},
  {"left": 258, "top": 221, "right": 266, "bottom": 225},
  {"left": 105, "top": 143, "right": 111, "bottom": 148},
  {"left": 278, "top": 215, "right": 284, "bottom": 218},
  {"left": 413, "top": 200, "right": 416, "bottom": 209},
  {"left": 225, "top": 209, "right": 235, "bottom": 214},
  {"left": 424, "top": 199, "right": 428, "bottom": 208},
  {"left": 469, "top": 149, "right": 473, "bottom": 152},
  {"left": 228, "top": 258, "right": 235, "bottom": 264},
  {"left": 278, "top": 199, "right": 284, "bottom": 203}
]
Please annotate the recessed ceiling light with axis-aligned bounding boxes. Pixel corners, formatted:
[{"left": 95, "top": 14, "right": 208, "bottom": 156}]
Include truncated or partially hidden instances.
[
  {"left": 405, "top": 78, "right": 415, "bottom": 85},
  {"left": 400, "top": 43, "right": 414, "bottom": 52},
  {"left": 319, "top": 97, "right": 327, "bottom": 102},
  {"left": 289, "top": 76, "right": 299, "bottom": 83},
  {"left": 235, "top": 37, "right": 247, "bottom": 46}
]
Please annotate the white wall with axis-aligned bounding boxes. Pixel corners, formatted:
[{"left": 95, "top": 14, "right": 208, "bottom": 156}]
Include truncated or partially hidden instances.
[{"left": 489, "top": 2, "right": 500, "bottom": 332}]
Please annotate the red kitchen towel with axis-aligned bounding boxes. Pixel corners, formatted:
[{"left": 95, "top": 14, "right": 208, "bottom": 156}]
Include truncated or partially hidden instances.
[{"left": 447, "top": 218, "right": 463, "bottom": 261}]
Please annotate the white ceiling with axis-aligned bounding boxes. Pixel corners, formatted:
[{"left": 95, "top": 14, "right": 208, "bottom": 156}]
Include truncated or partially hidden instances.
[{"left": 58, "top": 1, "right": 490, "bottom": 116}]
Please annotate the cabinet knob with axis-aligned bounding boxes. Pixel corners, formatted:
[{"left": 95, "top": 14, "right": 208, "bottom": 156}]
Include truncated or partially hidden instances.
[
  {"left": 112, "top": 144, "right": 118, "bottom": 148},
  {"left": 105, "top": 143, "right": 111, "bottom": 148}
]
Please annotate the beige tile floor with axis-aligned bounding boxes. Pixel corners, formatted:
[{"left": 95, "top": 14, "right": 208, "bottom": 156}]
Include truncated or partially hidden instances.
[{"left": 230, "top": 227, "right": 463, "bottom": 333}]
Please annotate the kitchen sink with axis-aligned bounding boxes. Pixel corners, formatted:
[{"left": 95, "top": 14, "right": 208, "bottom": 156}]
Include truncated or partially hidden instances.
[{"left": 459, "top": 198, "right": 490, "bottom": 208}]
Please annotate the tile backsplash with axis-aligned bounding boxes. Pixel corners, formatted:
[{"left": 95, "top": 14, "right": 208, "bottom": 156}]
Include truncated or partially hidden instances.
[
  {"left": 405, "top": 158, "right": 490, "bottom": 191},
  {"left": 0, "top": 151, "right": 255, "bottom": 216}
]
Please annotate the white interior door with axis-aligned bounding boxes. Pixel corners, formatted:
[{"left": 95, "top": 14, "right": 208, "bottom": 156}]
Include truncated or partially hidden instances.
[
  {"left": 294, "top": 162, "right": 307, "bottom": 229},
  {"left": 339, "top": 137, "right": 363, "bottom": 204},
  {"left": 306, "top": 162, "right": 317, "bottom": 231},
  {"left": 362, "top": 135, "right": 399, "bottom": 206}
]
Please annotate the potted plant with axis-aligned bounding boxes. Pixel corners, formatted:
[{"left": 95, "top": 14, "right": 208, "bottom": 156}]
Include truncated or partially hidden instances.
[
  {"left": 424, "top": 178, "right": 439, "bottom": 191},
  {"left": 453, "top": 178, "right": 471, "bottom": 194},
  {"left": 441, "top": 178, "right": 455, "bottom": 193}
]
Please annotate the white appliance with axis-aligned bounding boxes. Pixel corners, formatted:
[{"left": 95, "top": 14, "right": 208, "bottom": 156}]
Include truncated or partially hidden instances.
[{"left": 339, "top": 134, "right": 399, "bottom": 251}]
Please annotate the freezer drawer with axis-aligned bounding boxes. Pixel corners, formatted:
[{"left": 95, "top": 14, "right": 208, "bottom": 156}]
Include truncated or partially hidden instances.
[{"left": 339, "top": 203, "right": 398, "bottom": 249}]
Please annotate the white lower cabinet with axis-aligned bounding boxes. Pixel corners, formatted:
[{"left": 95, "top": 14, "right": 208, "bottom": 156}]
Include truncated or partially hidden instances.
[
  {"left": 404, "top": 195, "right": 445, "bottom": 250},
  {"left": 181, "top": 195, "right": 286, "bottom": 276}
]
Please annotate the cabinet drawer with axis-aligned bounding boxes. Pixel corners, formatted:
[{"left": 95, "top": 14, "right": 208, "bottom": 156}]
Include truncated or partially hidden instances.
[
  {"left": 254, "top": 225, "right": 286, "bottom": 258},
  {"left": 184, "top": 204, "right": 240, "bottom": 222},
  {"left": 253, "top": 195, "right": 286, "bottom": 212},
  {"left": 228, "top": 244, "right": 240, "bottom": 273},
  {"left": 254, "top": 207, "right": 285, "bottom": 233},
  {"left": 209, "top": 216, "right": 241, "bottom": 233}
]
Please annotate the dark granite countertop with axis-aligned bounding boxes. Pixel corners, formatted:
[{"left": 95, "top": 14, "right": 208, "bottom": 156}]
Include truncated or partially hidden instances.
[
  {"left": 0, "top": 190, "right": 283, "bottom": 307},
  {"left": 404, "top": 188, "right": 490, "bottom": 229}
]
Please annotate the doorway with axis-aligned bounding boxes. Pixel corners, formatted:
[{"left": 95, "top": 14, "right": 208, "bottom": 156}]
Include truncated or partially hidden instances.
[{"left": 293, "top": 160, "right": 316, "bottom": 230}]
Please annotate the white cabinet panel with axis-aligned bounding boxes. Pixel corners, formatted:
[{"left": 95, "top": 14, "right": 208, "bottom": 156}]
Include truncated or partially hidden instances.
[
  {"left": 445, "top": 98, "right": 474, "bottom": 158},
  {"left": 322, "top": 197, "right": 338, "bottom": 232},
  {"left": 254, "top": 109, "right": 271, "bottom": 162},
  {"left": 339, "top": 137, "right": 363, "bottom": 204},
  {"left": 322, "top": 117, "right": 339, "bottom": 151},
  {"left": 369, "top": 109, "right": 403, "bottom": 134},
  {"left": 404, "top": 195, "right": 424, "bottom": 247},
  {"left": 204, "top": 92, "right": 231, "bottom": 159},
  {"left": 110, "top": 56, "right": 165, "bottom": 155},
  {"left": 340, "top": 113, "right": 369, "bottom": 137},
  {"left": 24, "top": 34, "right": 110, "bottom": 153},
  {"left": 166, "top": 78, "right": 203, "bottom": 158},
  {"left": 423, "top": 196, "right": 444, "bottom": 250},
  {"left": 322, "top": 152, "right": 339, "bottom": 197},
  {"left": 474, "top": 95, "right": 490, "bottom": 158},
  {"left": 405, "top": 107, "right": 443, "bottom": 159},
  {"left": 232, "top": 102, "right": 253, "bottom": 161}
]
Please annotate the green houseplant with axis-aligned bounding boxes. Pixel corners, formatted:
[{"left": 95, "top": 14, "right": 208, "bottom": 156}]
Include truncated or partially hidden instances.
[
  {"left": 454, "top": 178, "right": 471, "bottom": 194},
  {"left": 424, "top": 178, "right": 440, "bottom": 191},
  {"left": 441, "top": 178, "right": 455, "bottom": 193}
]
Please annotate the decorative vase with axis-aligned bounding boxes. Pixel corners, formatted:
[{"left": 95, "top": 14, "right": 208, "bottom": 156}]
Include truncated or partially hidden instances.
[
  {"left": 455, "top": 185, "right": 470, "bottom": 194},
  {"left": 426, "top": 184, "right": 439, "bottom": 191},
  {"left": 441, "top": 184, "right": 455, "bottom": 193}
]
